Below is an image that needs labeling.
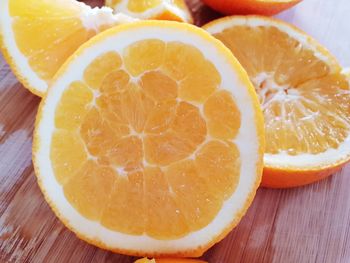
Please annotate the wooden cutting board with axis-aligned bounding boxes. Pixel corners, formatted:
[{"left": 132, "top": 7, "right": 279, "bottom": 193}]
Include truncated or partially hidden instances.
[{"left": 1, "top": 0, "right": 350, "bottom": 262}]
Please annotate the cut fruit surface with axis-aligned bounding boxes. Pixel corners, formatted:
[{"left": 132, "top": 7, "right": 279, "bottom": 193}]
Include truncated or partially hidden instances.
[
  {"left": 135, "top": 258, "right": 207, "bottom": 263},
  {"left": 105, "top": 0, "right": 192, "bottom": 23},
  {"left": 204, "top": 16, "right": 350, "bottom": 188},
  {"left": 0, "top": 0, "right": 133, "bottom": 96},
  {"left": 33, "top": 21, "right": 264, "bottom": 257},
  {"left": 201, "top": 0, "right": 301, "bottom": 16}
]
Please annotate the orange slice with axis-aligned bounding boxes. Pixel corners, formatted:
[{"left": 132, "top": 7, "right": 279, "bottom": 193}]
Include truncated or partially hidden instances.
[
  {"left": 201, "top": 0, "right": 302, "bottom": 16},
  {"left": 33, "top": 21, "right": 264, "bottom": 257},
  {"left": 135, "top": 258, "right": 207, "bottom": 263},
  {"left": 105, "top": 0, "right": 192, "bottom": 23},
  {"left": 204, "top": 16, "right": 350, "bottom": 188},
  {"left": 0, "top": 0, "right": 133, "bottom": 96}
]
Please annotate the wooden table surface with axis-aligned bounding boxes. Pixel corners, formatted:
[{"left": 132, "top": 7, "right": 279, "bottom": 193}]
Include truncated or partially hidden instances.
[{"left": 1, "top": 0, "right": 350, "bottom": 262}]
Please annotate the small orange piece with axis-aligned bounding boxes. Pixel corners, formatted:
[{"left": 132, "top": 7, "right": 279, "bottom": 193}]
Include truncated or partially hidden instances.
[
  {"left": 201, "top": 0, "right": 302, "bottom": 16},
  {"left": 135, "top": 258, "right": 207, "bottom": 263}
]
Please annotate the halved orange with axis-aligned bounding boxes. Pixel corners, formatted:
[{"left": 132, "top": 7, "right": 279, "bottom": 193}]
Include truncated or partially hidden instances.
[
  {"left": 0, "top": 0, "right": 133, "bottom": 96},
  {"left": 201, "top": 0, "right": 302, "bottom": 16},
  {"left": 33, "top": 21, "right": 264, "bottom": 257},
  {"left": 105, "top": 0, "right": 193, "bottom": 23},
  {"left": 204, "top": 16, "right": 350, "bottom": 188}
]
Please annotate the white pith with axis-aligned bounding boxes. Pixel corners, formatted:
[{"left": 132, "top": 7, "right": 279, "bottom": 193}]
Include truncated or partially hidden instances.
[
  {"left": 107, "top": 0, "right": 191, "bottom": 23},
  {"left": 252, "top": 72, "right": 300, "bottom": 109},
  {"left": 205, "top": 17, "right": 350, "bottom": 170},
  {"left": 35, "top": 23, "right": 261, "bottom": 253},
  {"left": 80, "top": 6, "right": 137, "bottom": 31},
  {"left": 0, "top": 0, "right": 133, "bottom": 94}
]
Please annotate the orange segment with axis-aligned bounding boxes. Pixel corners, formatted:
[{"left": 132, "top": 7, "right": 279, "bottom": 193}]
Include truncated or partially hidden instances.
[
  {"left": 144, "top": 132, "right": 194, "bottom": 166},
  {"left": 119, "top": 83, "right": 155, "bottom": 133},
  {"left": 84, "top": 51, "right": 122, "bottom": 89},
  {"left": 108, "top": 136, "right": 144, "bottom": 170},
  {"left": 145, "top": 100, "right": 177, "bottom": 134},
  {"left": 204, "top": 90, "right": 241, "bottom": 140},
  {"left": 55, "top": 81, "right": 93, "bottom": 131},
  {"left": 63, "top": 160, "right": 117, "bottom": 220},
  {"left": 163, "top": 42, "right": 201, "bottom": 80},
  {"left": 100, "top": 70, "right": 130, "bottom": 94},
  {"left": 101, "top": 171, "right": 145, "bottom": 235},
  {"left": 145, "top": 102, "right": 207, "bottom": 165},
  {"left": 98, "top": 81, "right": 155, "bottom": 133},
  {"left": 80, "top": 107, "right": 119, "bottom": 157},
  {"left": 51, "top": 130, "right": 87, "bottom": 185},
  {"left": 97, "top": 92, "right": 128, "bottom": 126},
  {"left": 195, "top": 141, "right": 241, "bottom": 200},
  {"left": 140, "top": 71, "right": 178, "bottom": 101},
  {"left": 178, "top": 57, "right": 221, "bottom": 103},
  {"left": 124, "top": 39, "right": 166, "bottom": 77},
  {"left": 171, "top": 102, "right": 207, "bottom": 145},
  {"left": 144, "top": 167, "right": 189, "bottom": 238},
  {"left": 161, "top": 41, "right": 222, "bottom": 103},
  {"left": 166, "top": 160, "right": 222, "bottom": 232}
]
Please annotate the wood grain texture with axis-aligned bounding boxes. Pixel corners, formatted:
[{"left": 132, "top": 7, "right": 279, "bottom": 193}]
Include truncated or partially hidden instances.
[{"left": 1, "top": 0, "right": 350, "bottom": 262}]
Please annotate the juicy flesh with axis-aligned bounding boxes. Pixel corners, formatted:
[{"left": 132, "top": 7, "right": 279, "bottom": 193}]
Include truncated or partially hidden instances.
[
  {"left": 9, "top": 0, "right": 113, "bottom": 83},
  {"left": 51, "top": 40, "right": 242, "bottom": 239},
  {"left": 105, "top": 0, "right": 190, "bottom": 22},
  {"left": 214, "top": 25, "right": 350, "bottom": 156},
  {"left": 127, "top": 0, "right": 162, "bottom": 12},
  {"left": 107, "top": 0, "right": 187, "bottom": 13}
]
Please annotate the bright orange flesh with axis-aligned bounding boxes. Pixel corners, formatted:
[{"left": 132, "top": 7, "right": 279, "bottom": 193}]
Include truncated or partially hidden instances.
[
  {"left": 9, "top": 0, "right": 89, "bottom": 84},
  {"left": 120, "top": 0, "right": 188, "bottom": 13},
  {"left": 135, "top": 258, "right": 208, "bottom": 263},
  {"left": 127, "top": 0, "right": 162, "bottom": 13},
  {"left": 51, "top": 40, "right": 242, "bottom": 239},
  {"left": 201, "top": 0, "right": 302, "bottom": 16},
  {"left": 212, "top": 24, "right": 350, "bottom": 156},
  {"left": 206, "top": 17, "right": 350, "bottom": 188},
  {"left": 2, "top": 0, "right": 122, "bottom": 96}
]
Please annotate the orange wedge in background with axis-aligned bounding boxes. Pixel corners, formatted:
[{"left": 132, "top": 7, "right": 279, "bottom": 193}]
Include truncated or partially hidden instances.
[
  {"left": 105, "top": 0, "right": 193, "bottom": 23},
  {"left": 204, "top": 16, "right": 350, "bottom": 188},
  {"left": 33, "top": 21, "right": 264, "bottom": 257},
  {"left": 0, "top": 0, "right": 133, "bottom": 96},
  {"left": 135, "top": 258, "right": 207, "bottom": 263},
  {"left": 201, "top": 0, "right": 302, "bottom": 16}
]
